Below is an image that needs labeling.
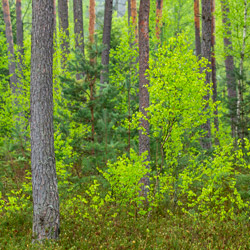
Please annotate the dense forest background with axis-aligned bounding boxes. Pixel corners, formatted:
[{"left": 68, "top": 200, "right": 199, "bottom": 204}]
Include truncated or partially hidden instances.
[{"left": 1, "top": 0, "right": 250, "bottom": 248}]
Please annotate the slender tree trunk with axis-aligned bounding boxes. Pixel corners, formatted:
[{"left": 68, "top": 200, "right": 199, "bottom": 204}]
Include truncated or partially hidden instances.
[
  {"left": 30, "top": 0, "right": 59, "bottom": 241},
  {"left": 194, "top": 0, "right": 201, "bottom": 57},
  {"left": 16, "top": 0, "right": 24, "bottom": 77},
  {"left": 89, "top": 0, "right": 96, "bottom": 45},
  {"left": 131, "top": 0, "right": 138, "bottom": 42},
  {"left": 58, "top": 0, "right": 69, "bottom": 67},
  {"left": 220, "top": 0, "right": 237, "bottom": 138},
  {"left": 128, "top": 0, "right": 131, "bottom": 26},
  {"left": 139, "top": 0, "right": 150, "bottom": 199},
  {"left": 156, "top": 0, "right": 163, "bottom": 40},
  {"left": 200, "top": 0, "right": 212, "bottom": 150},
  {"left": 73, "top": 0, "right": 85, "bottom": 56},
  {"left": 211, "top": 0, "right": 219, "bottom": 134},
  {"left": 2, "top": 0, "right": 17, "bottom": 93},
  {"left": 100, "top": 0, "right": 113, "bottom": 84},
  {"left": 237, "top": 0, "right": 247, "bottom": 140}
]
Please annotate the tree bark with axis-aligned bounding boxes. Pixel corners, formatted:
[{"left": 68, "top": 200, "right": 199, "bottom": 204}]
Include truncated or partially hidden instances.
[
  {"left": 58, "top": 0, "right": 69, "bottom": 67},
  {"left": 89, "top": 0, "right": 96, "bottom": 45},
  {"left": 139, "top": 0, "right": 150, "bottom": 199},
  {"left": 156, "top": 0, "right": 163, "bottom": 40},
  {"left": 201, "top": 0, "right": 212, "bottom": 150},
  {"left": 30, "top": 0, "right": 59, "bottom": 240},
  {"left": 194, "top": 0, "right": 201, "bottom": 57},
  {"left": 237, "top": 0, "right": 247, "bottom": 141},
  {"left": 16, "top": 0, "right": 24, "bottom": 76},
  {"left": 131, "top": 0, "right": 138, "bottom": 42},
  {"left": 100, "top": 0, "right": 113, "bottom": 84},
  {"left": 73, "top": 0, "right": 85, "bottom": 56},
  {"left": 2, "top": 0, "right": 17, "bottom": 93},
  {"left": 211, "top": 0, "right": 219, "bottom": 134},
  {"left": 220, "top": 0, "right": 237, "bottom": 138}
]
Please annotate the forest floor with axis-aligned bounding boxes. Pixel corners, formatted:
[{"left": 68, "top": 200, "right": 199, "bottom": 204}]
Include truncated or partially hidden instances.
[{"left": 1, "top": 206, "right": 250, "bottom": 250}]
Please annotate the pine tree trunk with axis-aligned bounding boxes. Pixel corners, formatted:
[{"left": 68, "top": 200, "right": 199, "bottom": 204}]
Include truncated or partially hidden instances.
[
  {"left": 211, "top": 0, "right": 219, "bottom": 134},
  {"left": 131, "top": 0, "right": 138, "bottom": 42},
  {"left": 30, "top": 0, "right": 59, "bottom": 241},
  {"left": 220, "top": 0, "right": 237, "bottom": 138},
  {"left": 89, "top": 0, "right": 96, "bottom": 44},
  {"left": 237, "top": 0, "right": 247, "bottom": 141},
  {"left": 58, "top": 0, "right": 69, "bottom": 67},
  {"left": 194, "top": 0, "right": 201, "bottom": 57},
  {"left": 156, "top": 0, "right": 163, "bottom": 40},
  {"left": 128, "top": 0, "right": 131, "bottom": 26},
  {"left": 200, "top": 0, "right": 212, "bottom": 150},
  {"left": 139, "top": 0, "right": 150, "bottom": 199},
  {"left": 2, "top": 0, "right": 17, "bottom": 93},
  {"left": 16, "top": 0, "right": 24, "bottom": 76},
  {"left": 73, "top": 0, "right": 85, "bottom": 56},
  {"left": 100, "top": 0, "right": 113, "bottom": 84}
]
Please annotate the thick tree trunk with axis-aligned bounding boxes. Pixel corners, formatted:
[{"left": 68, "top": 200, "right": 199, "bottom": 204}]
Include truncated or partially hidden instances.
[
  {"left": 58, "top": 0, "right": 69, "bottom": 67},
  {"left": 73, "top": 0, "right": 85, "bottom": 56},
  {"left": 89, "top": 0, "right": 96, "bottom": 44},
  {"left": 200, "top": 0, "right": 212, "bottom": 150},
  {"left": 53, "top": 0, "right": 57, "bottom": 42},
  {"left": 139, "top": 0, "right": 150, "bottom": 199},
  {"left": 211, "top": 0, "right": 219, "bottom": 134},
  {"left": 100, "top": 0, "right": 113, "bottom": 84},
  {"left": 2, "top": 0, "right": 17, "bottom": 93},
  {"left": 30, "top": 0, "right": 59, "bottom": 241},
  {"left": 194, "top": 0, "right": 201, "bottom": 57},
  {"left": 220, "top": 0, "right": 237, "bottom": 138},
  {"left": 156, "top": 0, "right": 163, "bottom": 40},
  {"left": 16, "top": 0, "right": 24, "bottom": 76}
]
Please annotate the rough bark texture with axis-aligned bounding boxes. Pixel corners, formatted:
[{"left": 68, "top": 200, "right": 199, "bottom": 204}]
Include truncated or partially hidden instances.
[
  {"left": 194, "top": 0, "right": 201, "bottom": 57},
  {"left": 53, "top": 0, "right": 57, "bottom": 40},
  {"left": 73, "top": 0, "right": 85, "bottom": 56},
  {"left": 201, "top": 0, "right": 212, "bottom": 150},
  {"left": 100, "top": 0, "right": 113, "bottom": 84},
  {"left": 2, "top": 0, "right": 17, "bottom": 93},
  {"left": 30, "top": 0, "right": 59, "bottom": 241},
  {"left": 58, "top": 0, "right": 69, "bottom": 67},
  {"left": 139, "top": 0, "right": 150, "bottom": 198},
  {"left": 131, "top": 0, "right": 138, "bottom": 42},
  {"left": 211, "top": 0, "right": 219, "bottom": 133},
  {"left": 89, "top": 0, "right": 96, "bottom": 44},
  {"left": 156, "top": 0, "right": 163, "bottom": 40},
  {"left": 220, "top": 0, "right": 237, "bottom": 137},
  {"left": 16, "top": 0, "right": 24, "bottom": 73}
]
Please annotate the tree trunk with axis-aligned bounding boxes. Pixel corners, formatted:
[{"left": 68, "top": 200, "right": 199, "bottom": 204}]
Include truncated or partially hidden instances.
[
  {"left": 73, "top": 0, "right": 85, "bottom": 56},
  {"left": 211, "top": 0, "right": 219, "bottom": 134},
  {"left": 100, "top": 0, "right": 113, "bottom": 84},
  {"left": 194, "top": 0, "right": 201, "bottom": 57},
  {"left": 131, "top": 0, "right": 138, "bottom": 42},
  {"left": 58, "top": 0, "right": 69, "bottom": 67},
  {"left": 220, "top": 0, "right": 237, "bottom": 138},
  {"left": 139, "top": 0, "right": 150, "bottom": 199},
  {"left": 200, "top": 0, "right": 212, "bottom": 150},
  {"left": 30, "top": 0, "right": 59, "bottom": 240},
  {"left": 156, "top": 0, "right": 163, "bottom": 40},
  {"left": 89, "top": 0, "right": 96, "bottom": 44},
  {"left": 237, "top": 0, "right": 247, "bottom": 141},
  {"left": 2, "top": 0, "right": 17, "bottom": 93},
  {"left": 16, "top": 0, "right": 24, "bottom": 77},
  {"left": 128, "top": 0, "right": 131, "bottom": 26}
]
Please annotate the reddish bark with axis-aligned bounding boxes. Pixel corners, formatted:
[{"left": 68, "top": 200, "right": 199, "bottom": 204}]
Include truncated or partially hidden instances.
[
  {"left": 131, "top": 0, "right": 138, "bottom": 42},
  {"left": 156, "top": 0, "right": 163, "bottom": 40},
  {"left": 89, "top": 0, "right": 96, "bottom": 44}
]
